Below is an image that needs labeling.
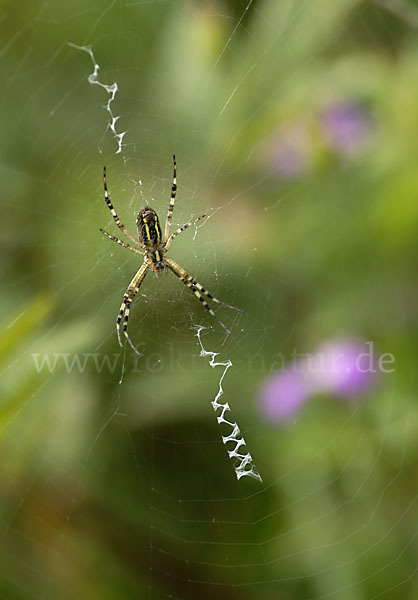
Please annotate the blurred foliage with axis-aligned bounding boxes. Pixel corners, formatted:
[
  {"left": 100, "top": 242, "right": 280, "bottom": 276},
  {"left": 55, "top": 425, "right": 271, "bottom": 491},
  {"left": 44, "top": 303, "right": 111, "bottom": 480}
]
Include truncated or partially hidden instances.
[{"left": 1, "top": 0, "right": 417, "bottom": 599}]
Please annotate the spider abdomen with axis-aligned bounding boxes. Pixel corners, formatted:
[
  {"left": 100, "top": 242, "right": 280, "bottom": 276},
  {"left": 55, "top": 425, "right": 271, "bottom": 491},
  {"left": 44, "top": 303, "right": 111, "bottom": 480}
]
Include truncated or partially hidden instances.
[{"left": 136, "top": 207, "right": 162, "bottom": 248}]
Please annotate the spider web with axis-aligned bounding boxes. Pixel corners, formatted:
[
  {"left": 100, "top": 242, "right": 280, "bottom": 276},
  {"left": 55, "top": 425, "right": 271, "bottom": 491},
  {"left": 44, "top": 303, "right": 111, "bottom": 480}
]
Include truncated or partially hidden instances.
[{"left": 1, "top": 1, "right": 417, "bottom": 599}]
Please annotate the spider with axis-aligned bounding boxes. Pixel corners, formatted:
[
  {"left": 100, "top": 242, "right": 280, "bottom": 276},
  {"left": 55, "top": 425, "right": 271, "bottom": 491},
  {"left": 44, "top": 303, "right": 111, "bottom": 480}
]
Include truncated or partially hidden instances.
[{"left": 100, "top": 155, "right": 242, "bottom": 355}]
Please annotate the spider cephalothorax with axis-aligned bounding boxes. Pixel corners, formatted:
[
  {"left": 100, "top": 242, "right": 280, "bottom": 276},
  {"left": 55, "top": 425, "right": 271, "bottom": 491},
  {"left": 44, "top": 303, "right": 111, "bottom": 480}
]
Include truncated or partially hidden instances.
[{"left": 100, "top": 155, "right": 241, "bottom": 355}]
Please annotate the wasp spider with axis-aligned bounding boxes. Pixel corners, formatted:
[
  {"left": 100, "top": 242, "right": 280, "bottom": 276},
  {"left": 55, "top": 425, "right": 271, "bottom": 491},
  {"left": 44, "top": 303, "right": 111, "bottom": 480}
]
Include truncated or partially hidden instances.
[{"left": 100, "top": 156, "right": 242, "bottom": 355}]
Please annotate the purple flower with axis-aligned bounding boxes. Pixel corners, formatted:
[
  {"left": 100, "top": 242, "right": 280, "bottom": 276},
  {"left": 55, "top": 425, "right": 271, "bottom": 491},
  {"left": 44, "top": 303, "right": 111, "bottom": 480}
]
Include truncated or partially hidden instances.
[
  {"left": 309, "top": 339, "right": 377, "bottom": 399},
  {"left": 320, "top": 102, "right": 374, "bottom": 156},
  {"left": 260, "top": 369, "right": 308, "bottom": 422},
  {"left": 260, "top": 338, "right": 377, "bottom": 423}
]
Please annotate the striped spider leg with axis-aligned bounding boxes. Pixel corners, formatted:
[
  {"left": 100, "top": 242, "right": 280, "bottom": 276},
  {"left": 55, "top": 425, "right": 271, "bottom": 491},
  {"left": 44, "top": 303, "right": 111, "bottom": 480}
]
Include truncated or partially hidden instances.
[
  {"left": 164, "top": 257, "right": 243, "bottom": 336},
  {"left": 100, "top": 157, "right": 242, "bottom": 355},
  {"left": 165, "top": 213, "right": 207, "bottom": 251},
  {"left": 163, "top": 154, "right": 177, "bottom": 243},
  {"left": 116, "top": 262, "right": 149, "bottom": 355},
  {"left": 99, "top": 229, "right": 146, "bottom": 256},
  {"left": 103, "top": 166, "right": 143, "bottom": 247}
]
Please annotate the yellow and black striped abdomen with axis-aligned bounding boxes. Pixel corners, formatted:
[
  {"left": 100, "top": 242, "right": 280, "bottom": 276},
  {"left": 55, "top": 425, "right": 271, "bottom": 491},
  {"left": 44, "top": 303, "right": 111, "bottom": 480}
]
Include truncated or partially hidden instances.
[{"left": 136, "top": 207, "right": 162, "bottom": 248}]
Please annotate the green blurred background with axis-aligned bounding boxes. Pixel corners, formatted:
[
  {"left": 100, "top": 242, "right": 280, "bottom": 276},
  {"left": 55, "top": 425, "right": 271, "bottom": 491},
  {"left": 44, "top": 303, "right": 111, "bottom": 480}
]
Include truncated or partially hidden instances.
[{"left": 1, "top": 0, "right": 417, "bottom": 598}]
